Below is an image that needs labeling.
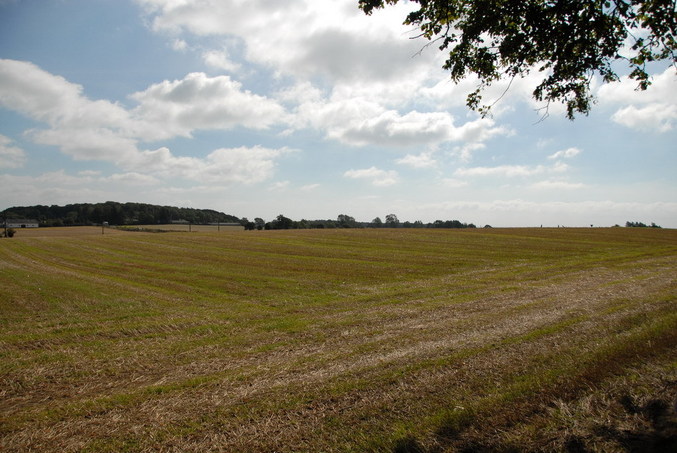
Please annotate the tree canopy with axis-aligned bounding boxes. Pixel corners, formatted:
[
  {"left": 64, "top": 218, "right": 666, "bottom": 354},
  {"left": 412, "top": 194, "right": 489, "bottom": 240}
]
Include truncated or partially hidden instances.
[
  {"left": 359, "top": 0, "right": 677, "bottom": 119},
  {"left": 2, "top": 202, "right": 239, "bottom": 227}
]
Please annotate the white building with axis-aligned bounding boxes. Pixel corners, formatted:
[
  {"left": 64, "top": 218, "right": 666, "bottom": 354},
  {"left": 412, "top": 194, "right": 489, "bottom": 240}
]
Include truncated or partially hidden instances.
[{"left": 4, "top": 219, "right": 39, "bottom": 228}]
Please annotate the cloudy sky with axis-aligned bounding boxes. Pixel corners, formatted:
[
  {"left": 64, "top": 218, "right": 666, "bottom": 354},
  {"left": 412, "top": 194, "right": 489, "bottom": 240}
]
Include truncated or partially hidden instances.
[{"left": 1, "top": 0, "right": 675, "bottom": 227}]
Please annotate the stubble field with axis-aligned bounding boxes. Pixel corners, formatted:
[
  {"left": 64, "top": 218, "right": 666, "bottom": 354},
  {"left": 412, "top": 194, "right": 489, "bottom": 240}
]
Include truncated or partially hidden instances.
[{"left": 1, "top": 227, "right": 675, "bottom": 452}]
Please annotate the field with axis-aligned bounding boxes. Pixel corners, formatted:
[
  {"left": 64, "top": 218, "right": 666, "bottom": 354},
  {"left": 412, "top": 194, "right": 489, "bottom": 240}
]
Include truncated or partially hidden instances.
[
  {"left": 1, "top": 227, "right": 675, "bottom": 452},
  {"left": 118, "top": 224, "right": 244, "bottom": 233}
]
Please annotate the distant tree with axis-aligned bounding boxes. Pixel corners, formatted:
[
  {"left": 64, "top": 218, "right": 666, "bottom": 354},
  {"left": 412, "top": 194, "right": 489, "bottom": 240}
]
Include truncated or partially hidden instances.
[
  {"left": 337, "top": 214, "right": 357, "bottom": 228},
  {"left": 270, "top": 214, "right": 294, "bottom": 230},
  {"left": 240, "top": 218, "right": 256, "bottom": 230},
  {"left": 371, "top": 217, "right": 383, "bottom": 228},
  {"left": 359, "top": 0, "right": 677, "bottom": 119},
  {"left": 626, "top": 221, "right": 662, "bottom": 228},
  {"left": 254, "top": 218, "right": 266, "bottom": 230},
  {"left": 385, "top": 213, "right": 399, "bottom": 227}
]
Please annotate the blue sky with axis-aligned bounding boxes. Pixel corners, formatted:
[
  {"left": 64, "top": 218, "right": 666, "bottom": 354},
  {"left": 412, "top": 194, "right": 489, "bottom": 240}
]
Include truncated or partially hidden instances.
[{"left": 1, "top": 0, "right": 675, "bottom": 227}]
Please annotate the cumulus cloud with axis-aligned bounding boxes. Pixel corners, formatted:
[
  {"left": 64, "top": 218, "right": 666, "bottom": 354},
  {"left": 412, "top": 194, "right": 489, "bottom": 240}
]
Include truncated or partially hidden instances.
[
  {"left": 454, "top": 164, "right": 546, "bottom": 178},
  {"left": 440, "top": 178, "right": 468, "bottom": 188},
  {"left": 105, "top": 172, "right": 160, "bottom": 186},
  {"left": 0, "top": 134, "right": 26, "bottom": 168},
  {"left": 338, "top": 110, "right": 456, "bottom": 147},
  {"left": 454, "top": 160, "right": 569, "bottom": 178},
  {"left": 292, "top": 93, "right": 509, "bottom": 150},
  {"left": 30, "top": 127, "right": 140, "bottom": 163},
  {"left": 130, "top": 72, "right": 286, "bottom": 140},
  {"left": 611, "top": 104, "right": 677, "bottom": 133},
  {"left": 0, "top": 59, "right": 290, "bottom": 184},
  {"left": 133, "top": 1, "right": 512, "bottom": 156},
  {"left": 548, "top": 147, "right": 581, "bottom": 160},
  {"left": 0, "top": 59, "right": 131, "bottom": 132},
  {"left": 200, "top": 146, "right": 290, "bottom": 184},
  {"left": 202, "top": 49, "right": 241, "bottom": 73},
  {"left": 598, "top": 67, "right": 677, "bottom": 132},
  {"left": 530, "top": 180, "right": 587, "bottom": 190},
  {"left": 0, "top": 60, "right": 287, "bottom": 146},
  {"left": 344, "top": 166, "right": 398, "bottom": 186},
  {"left": 396, "top": 152, "right": 437, "bottom": 168},
  {"left": 138, "top": 0, "right": 429, "bottom": 85},
  {"left": 171, "top": 38, "right": 188, "bottom": 51},
  {"left": 123, "top": 145, "right": 290, "bottom": 183},
  {"left": 269, "top": 180, "right": 290, "bottom": 191}
]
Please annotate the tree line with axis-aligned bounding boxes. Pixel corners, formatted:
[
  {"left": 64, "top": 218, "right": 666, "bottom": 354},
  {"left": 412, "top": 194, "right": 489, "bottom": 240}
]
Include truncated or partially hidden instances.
[
  {"left": 2, "top": 203, "right": 480, "bottom": 230},
  {"left": 240, "top": 214, "right": 480, "bottom": 230},
  {"left": 625, "top": 221, "right": 662, "bottom": 228},
  {"left": 2, "top": 202, "right": 239, "bottom": 227},
  {"left": 3, "top": 203, "right": 665, "bottom": 231}
]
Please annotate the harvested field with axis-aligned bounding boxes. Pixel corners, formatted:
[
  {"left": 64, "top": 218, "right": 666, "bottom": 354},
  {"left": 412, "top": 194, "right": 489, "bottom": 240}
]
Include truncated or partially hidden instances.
[
  {"left": 1, "top": 227, "right": 675, "bottom": 452},
  {"left": 118, "top": 224, "right": 244, "bottom": 233}
]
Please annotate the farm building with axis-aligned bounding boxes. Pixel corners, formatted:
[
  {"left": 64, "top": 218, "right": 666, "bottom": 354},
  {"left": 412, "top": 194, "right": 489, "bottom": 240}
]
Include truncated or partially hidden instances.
[{"left": 4, "top": 219, "right": 39, "bottom": 228}]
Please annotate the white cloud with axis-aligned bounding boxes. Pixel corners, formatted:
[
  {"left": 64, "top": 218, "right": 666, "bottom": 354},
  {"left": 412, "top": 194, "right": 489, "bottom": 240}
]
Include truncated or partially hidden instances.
[
  {"left": 530, "top": 180, "right": 587, "bottom": 190},
  {"left": 125, "top": 145, "right": 290, "bottom": 184},
  {"left": 548, "top": 147, "right": 581, "bottom": 160},
  {"left": 293, "top": 94, "right": 509, "bottom": 151},
  {"left": 0, "top": 60, "right": 287, "bottom": 146},
  {"left": 338, "top": 110, "right": 455, "bottom": 147},
  {"left": 454, "top": 160, "right": 570, "bottom": 178},
  {"left": 138, "top": 0, "right": 428, "bottom": 85},
  {"left": 130, "top": 72, "right": 286, "bottom": 140},
  {"left": 440, "top": 178, "right": 468, "bottom": 188},
  {"left": 611, "top": 104, "right": 677, "bottom": 133},
  {"left": 598, "top": 66, "right": 676, "bottom": 105},
  {"left": 30, "top": 127, "right": 140, "bottom": 163},
  {"left": 550, "top": 161, "right": 570, "bottom": 173},
  {"left": 396, "top": 152, "right": 437, "bottom": 168},
  {"left": 0, "top": 59, "right": 131, "bottom": 132},
  {"left": 202, "top": 146, "right": 290, "bottom": 184},
  {"left": 536, "top": 138, "right": 554, "bottom": 149},
  {"left": 452, "top": 142, "right": 486, "bottom": 163},
  {"left": 454, "top": 164, "right": 546, "bottom": 178},
  {"left": 202, "top": 49, "right": 241, "bottom": 73},
  {"left": 0, "top": 134, "right": 26, "bottom": 168},
  {"left": 598, "top": 67, "right": 677, "bottom": 132},
  {"left": 300, "top": 183, "right": 320, "bottom": 191},
  {"left": 269, "top": 180, "right": 290, "bottom": 191},
  {"left": 171, "top": 38, "right": 188, "bottom": 51},
  {"left": 344, "top": 166, "right": 398, "bottom": 186},
  {"left": 133, "top": 1, "right": 512, "bottom": 157},
  {"left": 0, "top": 59, "right": 290, "bottom": 185},
  {"left": 105, "top": 172, "right": 160, "bottom": 186},
  {"left": 419, "top": 68, "right": 566, "bottom": 118}
]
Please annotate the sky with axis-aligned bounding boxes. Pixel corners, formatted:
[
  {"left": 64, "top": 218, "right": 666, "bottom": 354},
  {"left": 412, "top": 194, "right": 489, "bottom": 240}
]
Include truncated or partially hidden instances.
[{"left": 1, "top": 0, "right": 675, "bottom": 227}]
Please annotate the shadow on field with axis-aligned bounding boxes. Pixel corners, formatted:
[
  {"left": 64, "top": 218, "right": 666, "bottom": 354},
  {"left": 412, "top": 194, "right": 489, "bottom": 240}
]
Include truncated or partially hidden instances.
[
  {"left": 391, "top": 393, "right": 677, "bottom": 453},
  {"left": 586, "top": 396, "right": 677, "bottom": 453}
]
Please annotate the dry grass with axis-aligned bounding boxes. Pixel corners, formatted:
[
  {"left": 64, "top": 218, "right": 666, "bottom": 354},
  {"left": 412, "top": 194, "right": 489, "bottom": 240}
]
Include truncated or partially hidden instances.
[{"left": 0, "top": 227, "right": 675, "bottom": 452}]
